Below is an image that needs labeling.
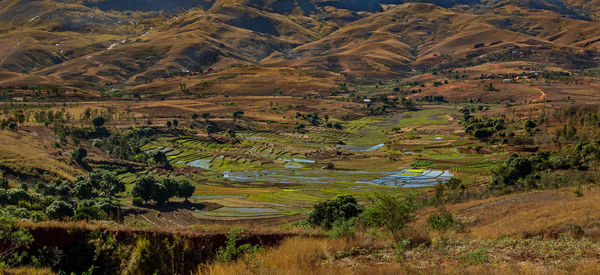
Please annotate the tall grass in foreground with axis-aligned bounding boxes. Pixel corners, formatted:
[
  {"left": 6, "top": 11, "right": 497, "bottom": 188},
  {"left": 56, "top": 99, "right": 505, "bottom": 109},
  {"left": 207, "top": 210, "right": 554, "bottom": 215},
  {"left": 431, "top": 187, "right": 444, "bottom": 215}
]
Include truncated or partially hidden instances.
[
  {"left": 202, "top": 237, "right": 367, "bottom": 275},
  {"left": 201, "top": 235, "right": 600, "bottom": 275}
]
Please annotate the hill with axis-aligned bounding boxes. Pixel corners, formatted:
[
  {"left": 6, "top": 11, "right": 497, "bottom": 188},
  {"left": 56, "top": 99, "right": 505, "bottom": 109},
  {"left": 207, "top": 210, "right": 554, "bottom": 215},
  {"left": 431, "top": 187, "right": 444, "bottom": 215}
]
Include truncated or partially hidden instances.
[{"left": 0, "top": 0, "right": 599, "bottom": 94}]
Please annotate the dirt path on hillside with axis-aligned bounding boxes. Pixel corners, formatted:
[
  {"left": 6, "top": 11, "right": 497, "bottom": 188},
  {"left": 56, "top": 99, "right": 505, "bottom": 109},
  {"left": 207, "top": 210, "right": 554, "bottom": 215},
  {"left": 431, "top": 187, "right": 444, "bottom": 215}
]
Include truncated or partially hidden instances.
[{"left": 533, "top": 87, "right": 547, "bottom": 102}]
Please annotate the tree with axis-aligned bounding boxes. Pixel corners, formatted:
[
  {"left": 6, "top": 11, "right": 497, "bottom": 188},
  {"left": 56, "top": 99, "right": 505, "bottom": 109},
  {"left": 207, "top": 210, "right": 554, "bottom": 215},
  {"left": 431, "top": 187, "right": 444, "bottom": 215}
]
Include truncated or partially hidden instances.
[
  {"left": 308, "top": 195, "right": 362, "bottom": 229},
  {"left": 201, "top": 112, "right": 210, "bottom": 120},
  {"left": 99, "top": 173, "right": 125, "bottom": 197},
  {"left": 151, "top": 183, "right": 169, "bottom": 205},
  {"left": 225, "top": 129, "right": 238, "bottom": 143},
  {"left": 358, "top": 193, "right": 417, "bottom": 241},
  {"left": 206, "top": 124, "right": 217, "bottom": 136},
  {"left": 92, "top": 116, "right": 105, "bottom": 128},
  {"left": 132, "top": 197, "right": 144, "bottom": 208},
  {"left": 192, "top": 113, "right": 199, "bottom": 120},
  {"left": 46, "top": 200, "right": 74, "bottom": 220},
  {"left": 161, "top": 177, "right": 179, "bottom": 199},
  {"left": 73, "top": 179, "right": 94, "bottom": 200},
  {"left": 132, "top": 175, "right": 156, "bottom": 204},
  {"left": 150, "top": 150, "right": 169, "bottom": 167},
  {"left": 0, "top": 211, "right": 33, "bottom": 264},
  {"left": 7, "top": 122, "right": 17, "bottom": 130},
  {"left": 178, "top": 180, "right": 195, "bottom": 202},
  {"left": 525, "top": 120, "right": 536, "bottom": 133},
  {"left": 166, "top": 121, "right": 172, "bottom": 128},
  {"left": 71, "top": 147, "right": 87, "bottom": 164},
  {"left": 232, "top": 111, "right": 244, "bottom": 120},
  {"left": 0, "top": 178, "right": 8, "bottom": 189}
]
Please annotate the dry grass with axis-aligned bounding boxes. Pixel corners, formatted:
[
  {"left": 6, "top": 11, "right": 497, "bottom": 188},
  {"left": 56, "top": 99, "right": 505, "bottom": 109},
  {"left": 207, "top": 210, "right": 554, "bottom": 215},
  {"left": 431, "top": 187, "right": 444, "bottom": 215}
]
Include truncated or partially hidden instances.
[
  {"left": 415, "top": 186, "right": 600, "bottom": 239},
  {"left": 201, "top": 235, "right": 600, "bottom": 275},
  {"left": 0, "top": 129, "right": 78, "bottom": 181},
  {"left": 0, "top": 267, "right": 55, "bottom": 275},
  {"left": 201, "top": 236, "right": 374, "bottom": 275}
]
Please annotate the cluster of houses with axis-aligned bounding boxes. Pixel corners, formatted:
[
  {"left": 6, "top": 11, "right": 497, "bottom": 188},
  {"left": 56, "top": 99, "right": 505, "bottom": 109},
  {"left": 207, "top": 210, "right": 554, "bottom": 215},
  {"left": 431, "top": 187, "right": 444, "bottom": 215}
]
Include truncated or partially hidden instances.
[{"left": 480, "top": 70, "right": 540, "bottom": 83}]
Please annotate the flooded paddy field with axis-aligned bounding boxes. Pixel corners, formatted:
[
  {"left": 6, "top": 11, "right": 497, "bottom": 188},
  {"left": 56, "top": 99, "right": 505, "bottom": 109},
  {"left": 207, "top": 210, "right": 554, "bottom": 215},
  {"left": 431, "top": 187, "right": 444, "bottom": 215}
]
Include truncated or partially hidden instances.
[{"left": 132, "top": 107, "right": 495, "bottom": 219}]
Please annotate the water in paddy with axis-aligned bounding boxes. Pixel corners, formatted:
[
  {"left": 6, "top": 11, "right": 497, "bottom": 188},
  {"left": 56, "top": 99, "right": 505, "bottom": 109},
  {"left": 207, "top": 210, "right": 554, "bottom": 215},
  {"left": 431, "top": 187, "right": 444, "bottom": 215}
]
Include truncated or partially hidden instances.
[
  {"left": 222, "top": 168, "right": 453, "bottom": 187},
  {"left": 187, "top": 112, "right": 452, "bottom": 188},
  {"left": 336, "top": 143, "right": 384, "bottom": 152}
]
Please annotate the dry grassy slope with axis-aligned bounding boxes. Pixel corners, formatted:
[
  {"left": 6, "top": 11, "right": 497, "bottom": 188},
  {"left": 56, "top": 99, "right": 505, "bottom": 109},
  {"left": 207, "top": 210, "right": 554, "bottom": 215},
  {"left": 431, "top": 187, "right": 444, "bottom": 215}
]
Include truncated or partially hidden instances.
[
  {"left": 418, "top": 187, "right": 600, "bottom": 239},
  {"left": 1, "top": 0, "right": 600, "bottom": 91}
]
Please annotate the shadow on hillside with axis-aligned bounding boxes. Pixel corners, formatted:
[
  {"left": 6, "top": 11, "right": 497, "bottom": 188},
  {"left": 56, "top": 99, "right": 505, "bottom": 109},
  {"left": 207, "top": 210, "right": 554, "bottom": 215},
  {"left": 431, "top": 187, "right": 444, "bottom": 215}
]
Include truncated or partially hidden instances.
[{"left": 143, "top": 200, "right": 219, "bottom": 213}]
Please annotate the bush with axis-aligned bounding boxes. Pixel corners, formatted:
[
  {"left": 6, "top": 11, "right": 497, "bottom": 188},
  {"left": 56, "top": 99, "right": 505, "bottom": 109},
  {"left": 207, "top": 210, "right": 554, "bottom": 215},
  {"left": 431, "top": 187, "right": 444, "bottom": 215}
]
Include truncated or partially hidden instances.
[
  {"left": 411, "top": 160, "right": 432, "bottom": 167},
  {"left": 216, "top": 227, "right": 259, "bottom": 263},
  {"left": 71, "top": 147, "right": 87, "bottom": 164},
  {"left": 427, "top": 208, "right": 463, "bottom": 232},
  {"left": 461, "top": 248, "right": 488, "bottom": 266},
  {"left": 45, "top": 200, "right": 74, "bottom": 220},
  {"left": 307, "top": 195, "right": 362, "bottom": 229},
  {"left": 132, "top": 197, "right": 144, "bottom": 207},
  {"left": 358, "top": 193, "right": 417, "bottom": 241},
  {"left": 0, "top": 210, "right": 34, "bottom": 263},
  {"left": 328, "top": 218, "right": 356, "bottom": 240},
  {"left": 92, "top": 116, "right": 105, "bottom": 128}
]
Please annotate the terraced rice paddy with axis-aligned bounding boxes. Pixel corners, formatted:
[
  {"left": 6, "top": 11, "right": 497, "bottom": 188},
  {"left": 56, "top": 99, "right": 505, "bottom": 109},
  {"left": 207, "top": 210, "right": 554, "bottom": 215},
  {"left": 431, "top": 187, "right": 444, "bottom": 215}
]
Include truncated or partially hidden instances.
[{"left": 138, "top": 107, "right": 495, "bottom": 218}]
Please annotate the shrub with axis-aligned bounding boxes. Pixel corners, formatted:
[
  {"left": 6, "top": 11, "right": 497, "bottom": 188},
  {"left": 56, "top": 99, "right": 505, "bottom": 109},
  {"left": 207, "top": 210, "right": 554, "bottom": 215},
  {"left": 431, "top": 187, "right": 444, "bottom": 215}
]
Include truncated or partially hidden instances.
[
  {"left": 0, "top": 210, "right": 34, "bottom": 263},
  {"left": 45, "top": 200, "right": 74, "bottom": 220},
  {"left": 328, "top": 218, "right": 356, "bottom": 240},
  {"left": 92, "top": 116, "right": 105, "bottom": 128},
  {"left": 358, "top": 193, "right": 417, "bottom": 241},
  {"left": 216, "top": 227, "right": 259, "bottom": 263},
  {"left": 427, "top": 208, "right": 463, "bottom": 232},
  {"left": 445, "top": 177, "right": 463, "bottom": 190},
  {"left": 71, "top": 147, "right": 87, "bottom": 164},
  {"left": 461, "top": 248, "right": 488, "bottom": 266},
  {"left": 132, "top": 197, "right": 144, "bottom": 207},
  {"left": 307, "top": 195, "right": 362, "bottom": 229},
  {"left": 0, "top": 178, "right": 8, "bottom": 189},
  {"left": 411, "top": 160, "right": 432, "bottom": 167}
]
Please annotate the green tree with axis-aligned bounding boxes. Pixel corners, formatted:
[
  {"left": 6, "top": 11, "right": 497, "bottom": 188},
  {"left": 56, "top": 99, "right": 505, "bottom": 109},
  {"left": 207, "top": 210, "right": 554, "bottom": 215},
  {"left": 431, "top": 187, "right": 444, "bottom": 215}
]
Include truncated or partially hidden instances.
[
  {"left": 99, "top": 173, "right": 125, "bottom": 197},
  {"left": 358, "top": 193, "right": 417, "bottom": 241},
  {"left": 166, "top": 121, "right": 172, "bottom": 128},
  {"left": 132, "top": 197, "right": 144, "bottom": 208},
  {"left": 161, "top": 177, "right": 179, "bottom": 199},
  {"left": 232, "top": 111, "right": 244, "bottom": 120},
  {"left": 151, "top": 184, "right": 170, "bottom": 205},
  {"left": 0, "top": 178, "right": 8, "bottom": 189},
  {"left": 71, "top": 147, "right": 87, "bottom": 164},
  {"left": 132, "top": 175, "right": 156, "bottom": 204},
  {"left": 216, "top": 227, "right": 259, "bottom": 263},
  {"left": 92, "top": 116, "right": 105, "bottom": 128},
  {"left": 178, "top": 180, "right": 195, "bottom": 202},
  {"left": 0, "top": 211, "right": 34, "bottom": 264},
  {"left": 206, "top": 124, "right": 217, "bottom": 136},
  {"left": 525, "top": 119, "right": 536, "bottom": 133},
  {"left": 46, "top": 200, "right": 75, "bottom": 220},
  {"left": 73, "top": 179, "right": 94, "bottom": 200},
  {"left": 149, "top": 150, "right": 169, "bottom": 167},
  {"left": 307, "top": 195, "right": 362, "bottom": 229}
]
